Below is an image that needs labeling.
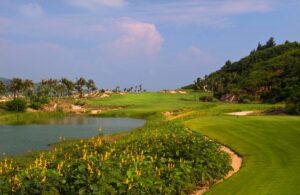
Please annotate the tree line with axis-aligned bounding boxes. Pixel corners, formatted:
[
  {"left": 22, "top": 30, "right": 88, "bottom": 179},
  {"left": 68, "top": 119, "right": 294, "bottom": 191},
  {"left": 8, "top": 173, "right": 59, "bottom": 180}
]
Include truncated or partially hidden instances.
[{"left": 0, "top": 77, "right": 97, "bottom": 99}]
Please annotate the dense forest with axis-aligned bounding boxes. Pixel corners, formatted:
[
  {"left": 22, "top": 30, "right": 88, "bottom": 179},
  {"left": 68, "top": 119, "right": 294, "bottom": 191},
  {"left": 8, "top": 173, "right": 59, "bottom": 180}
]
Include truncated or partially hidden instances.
[{"left": 187, "top": 38, "right": 300, "bottom": 113}]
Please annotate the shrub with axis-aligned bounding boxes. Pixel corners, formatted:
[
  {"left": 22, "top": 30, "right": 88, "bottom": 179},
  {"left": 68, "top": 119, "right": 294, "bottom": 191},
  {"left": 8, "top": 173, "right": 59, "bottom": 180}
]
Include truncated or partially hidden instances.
[
  {"left": 5, "top": 98, "right": 27, "bottom": 112},
  {"left": 285, "top": 90, "right": 300, "bottom": 115},
  {"left": 238, "top": 95, "right": 255, "bottom": 103},
  {"left": 74, "top": 100, "right": 86, "bottom": 106},
  {"left": 30, "top": 95, "right": 49, "bottom": 105},
  {"left": 29, "top": 95, "right": 49, "bottom": 110},
  {"left": 199, "top": 95, "right": 214, "bottom": 102},
  {"left": 30, "top": 102, "right": 42, "bottom": 110}
]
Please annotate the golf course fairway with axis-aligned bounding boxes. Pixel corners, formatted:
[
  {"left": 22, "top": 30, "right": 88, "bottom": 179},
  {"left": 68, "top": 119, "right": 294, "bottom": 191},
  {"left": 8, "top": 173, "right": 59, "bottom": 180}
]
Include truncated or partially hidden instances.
[{"left": 186, "top": 116, "right": 300, "bottom": 194}]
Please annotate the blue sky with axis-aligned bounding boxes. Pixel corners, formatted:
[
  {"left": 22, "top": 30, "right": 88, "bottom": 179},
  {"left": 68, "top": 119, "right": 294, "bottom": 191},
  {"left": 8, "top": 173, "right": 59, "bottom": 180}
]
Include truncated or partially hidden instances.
[{"left": 0, "top": 0, "right": 299, "bottom": 90}]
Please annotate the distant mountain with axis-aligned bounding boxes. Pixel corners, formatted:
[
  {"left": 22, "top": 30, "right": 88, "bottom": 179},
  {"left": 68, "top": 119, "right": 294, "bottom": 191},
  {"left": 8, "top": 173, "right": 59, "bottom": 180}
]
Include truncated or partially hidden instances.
[
  {"left": 196, "top": 39, "right": 300, "bottom": 103},
  {"left": 0, "top": 77, "right": 11, "bottom": 86}
]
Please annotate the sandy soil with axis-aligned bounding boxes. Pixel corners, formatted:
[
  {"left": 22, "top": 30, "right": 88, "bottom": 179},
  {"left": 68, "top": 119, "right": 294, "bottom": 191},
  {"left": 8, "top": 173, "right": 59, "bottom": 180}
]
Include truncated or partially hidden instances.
[
  {"left": 163, "top": 111, "right": 173, "bottom": 117},
  {"left": 160, "top": 90, "right": 187, "bottom": 94},
  {"left": 90, "top": 109, "right": 102, "bottom": 114},
  {"left": 226, "top": 111, "right": 254, "bottom": 116},
  {"left": 192, "top": 145, "right": 242, "bottom": 195},
  {"left": 100, "top": 94, "right": 110, "bottom": 98}
]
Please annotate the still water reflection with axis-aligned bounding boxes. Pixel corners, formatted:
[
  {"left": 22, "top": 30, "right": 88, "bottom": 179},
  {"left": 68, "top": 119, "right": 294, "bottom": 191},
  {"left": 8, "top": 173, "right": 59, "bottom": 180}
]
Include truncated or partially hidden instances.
[{"left": 0, "top": 117, "right": 144, "bottom": 155}]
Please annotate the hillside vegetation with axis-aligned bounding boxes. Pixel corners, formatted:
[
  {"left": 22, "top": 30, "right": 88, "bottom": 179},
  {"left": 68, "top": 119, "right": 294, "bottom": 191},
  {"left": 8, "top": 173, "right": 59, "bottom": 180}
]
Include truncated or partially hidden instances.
[{"left": 192, "top": 39, "right": 300, "bottom": 106}]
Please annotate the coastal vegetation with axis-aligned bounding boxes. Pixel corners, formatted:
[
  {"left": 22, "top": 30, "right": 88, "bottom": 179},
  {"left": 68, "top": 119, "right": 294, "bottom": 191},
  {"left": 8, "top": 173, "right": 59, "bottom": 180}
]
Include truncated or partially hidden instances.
[
  {"left": 0, "top": 39, "right": 299, "bottom": 194},
  {"left": 186, "top": 38, "right": 300, "bottom": 114}
]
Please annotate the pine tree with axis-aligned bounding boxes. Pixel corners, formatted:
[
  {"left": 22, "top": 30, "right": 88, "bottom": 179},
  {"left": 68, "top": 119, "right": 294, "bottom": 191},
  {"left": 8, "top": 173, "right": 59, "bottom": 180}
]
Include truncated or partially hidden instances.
[{"left": 265, "top": 37, "right": 276, "bottom": 48}]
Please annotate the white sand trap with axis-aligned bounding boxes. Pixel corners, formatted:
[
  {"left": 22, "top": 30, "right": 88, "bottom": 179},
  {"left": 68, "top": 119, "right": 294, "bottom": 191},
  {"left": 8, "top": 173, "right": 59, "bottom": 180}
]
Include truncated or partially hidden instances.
[{"left": 226, "top": 111, "right": 254, "bottom": 116}]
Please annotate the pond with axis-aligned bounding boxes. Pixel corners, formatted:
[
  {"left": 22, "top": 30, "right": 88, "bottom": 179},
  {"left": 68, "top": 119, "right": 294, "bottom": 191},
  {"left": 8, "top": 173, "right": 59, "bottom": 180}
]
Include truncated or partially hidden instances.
[{"left": 0, "top": 117, "right": 145, "bottom": 155}]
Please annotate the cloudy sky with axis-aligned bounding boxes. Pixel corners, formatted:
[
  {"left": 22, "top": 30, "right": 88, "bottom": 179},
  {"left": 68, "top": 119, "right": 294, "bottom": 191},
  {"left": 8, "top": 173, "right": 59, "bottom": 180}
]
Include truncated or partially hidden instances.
[{"left": 0, "top": 0, "right": 299, "bottom": 90}]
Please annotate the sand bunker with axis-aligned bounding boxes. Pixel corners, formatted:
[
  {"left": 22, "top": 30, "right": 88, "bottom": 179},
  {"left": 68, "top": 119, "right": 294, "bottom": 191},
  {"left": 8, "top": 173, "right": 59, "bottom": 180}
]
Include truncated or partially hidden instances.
[{"left": 226, "top": 111, "right": 254, "bottom": 116}]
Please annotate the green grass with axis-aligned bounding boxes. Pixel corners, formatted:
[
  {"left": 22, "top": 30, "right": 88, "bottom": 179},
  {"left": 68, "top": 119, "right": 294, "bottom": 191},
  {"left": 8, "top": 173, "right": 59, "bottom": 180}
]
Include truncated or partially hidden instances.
[
  {"left": 185, "top": 116, "right": 300, "bottom": 194},
  {"left": 0, "top": 110, "right": 65, "bottom": 125},
  {"left": 86, "top": 92, "right": 279, "bottom": 118},
  {"left": 87, "top": 92, "right": 299, "bottom": 194},
  {"left": 1, "top": 92, "right": 298, "bottom": 194}
]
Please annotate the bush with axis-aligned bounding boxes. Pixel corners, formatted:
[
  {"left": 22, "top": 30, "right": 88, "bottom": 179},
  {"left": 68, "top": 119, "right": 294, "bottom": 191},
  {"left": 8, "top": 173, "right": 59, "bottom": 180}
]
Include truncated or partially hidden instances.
[
  {"left": 199, "top": 95, "right": 214, "bottom": 102},
  {"left": 285, "top": 90, "right": 300, "bottom": 115},
  {"left": 29, "top": 95, "right": 49, "bottom": 110},
  {"left": 5, "top": 98, "right": 27, "bottom": 112},
  {"left": 30, "top": 102, "right": 42, "bottom": 110},
  {"left": 238, "top": 95, "right": 255, "bottom": 103},
  {"left": 285, "top": 102, "right": 300, "bottom": 115},
  {"left": 30, "top": 95, "right": 49, "bottom": 105},
  {"left": 74, "top": 100, "right": 86, "bottom": 106}
]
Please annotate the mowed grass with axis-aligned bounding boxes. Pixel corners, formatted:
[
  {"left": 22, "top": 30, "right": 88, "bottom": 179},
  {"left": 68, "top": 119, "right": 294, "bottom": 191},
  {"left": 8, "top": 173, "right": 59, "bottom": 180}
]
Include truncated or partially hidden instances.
[
  {"left": 87, "top": 92, "right": 278, "bottom": 118},
  {"left": 185, "top": 116, "right": 300, "bottom": 195}
]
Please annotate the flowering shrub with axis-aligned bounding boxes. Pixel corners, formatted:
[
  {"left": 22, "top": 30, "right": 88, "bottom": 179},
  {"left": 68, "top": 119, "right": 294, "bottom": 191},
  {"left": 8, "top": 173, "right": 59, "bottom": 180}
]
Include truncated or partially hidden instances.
[{"left": 0, "top": 122, "right": 231, "bottom": 194}]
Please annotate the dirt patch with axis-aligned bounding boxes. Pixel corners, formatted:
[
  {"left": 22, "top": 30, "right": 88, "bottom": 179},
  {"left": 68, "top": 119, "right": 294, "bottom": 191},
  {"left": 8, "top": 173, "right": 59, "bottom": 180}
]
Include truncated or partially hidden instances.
[
  {"left": 0, "top": 96, "right": 11, "bottom": 103},
  {"left": 226, "top": 111, "right": 254, "bottom": 116},
  {"left": 26, "top": 108, "right": 38, "bottom": 113},
  {"left": 163, "top": 111, "right": 173, "bottom": 117},
  {"left": 178, "top": 91, "right": 187, "bottom": 94},
  {"left": 90, "top": 109, "right": 103, "bottom": 115},
  {"left": 71, "top": 105, "right": 86, "bottom": 113},
  {"left": 160, "top": 90, "right": 188, "bottom": 94},
  {"left": 163, "top": 110, "right": 195, "bottom": 120},
  {"left": 192, "top": 145, "right": 242, "bottom": 195},
  {"left": 100, "top": 94, "right": 110, "bottom": 98}
]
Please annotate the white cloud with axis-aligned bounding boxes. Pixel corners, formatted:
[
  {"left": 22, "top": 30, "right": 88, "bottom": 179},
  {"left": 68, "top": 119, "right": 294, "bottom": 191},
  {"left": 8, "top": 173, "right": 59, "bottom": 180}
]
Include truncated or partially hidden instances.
[
  {"left": 19, "top": 3, "right": 44, "bottom": 17},
  {"left": 132, "top": 0, "right": 273, "bottom": 26},
  {"left": 106, "top": 19, "right": 164, "bottom": 57},
  {"left": 220, "top": 1, "right": 272, "bottom": 14},
  {"left": 66, "top": 0, "right": 124, "bottom": 9}
]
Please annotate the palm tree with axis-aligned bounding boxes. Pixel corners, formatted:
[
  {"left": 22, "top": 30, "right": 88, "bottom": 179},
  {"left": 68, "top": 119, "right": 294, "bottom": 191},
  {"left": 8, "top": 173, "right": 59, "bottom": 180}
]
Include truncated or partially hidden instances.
[
  {"left": 23, "top": 79, "right": 34, "bottom": 97},
  {"left": 86, "top": 79, "right": 97, "bottom": 93},
  {"left": 40, "top": 79, "right": 51, "bottom": 96},
  {"left": 114, "top": 86, "right": 120, "bottom": 93},
  {"left": 138, "top": 84, "right": 143, "bottom": 92},
  {"left": 54, "top": 82, "right": 65, "bottom": 97},
  {"left": 61, "top": 78, "right": 74, "bottom": 96},
  {"left": 42, "top": 79, "right": 58, "bottom": 97},
  {"left": 75, "top": 77, "right": 86, "bottom": 98},
  {"left": 0, "top": 81, "right": 6, "bottom": 96},
  {"left": 49, "top": 79, "right": 58, "bottom": 97},
  {"left": 10, "top": 78, "right": 23, "bottom": 98}
]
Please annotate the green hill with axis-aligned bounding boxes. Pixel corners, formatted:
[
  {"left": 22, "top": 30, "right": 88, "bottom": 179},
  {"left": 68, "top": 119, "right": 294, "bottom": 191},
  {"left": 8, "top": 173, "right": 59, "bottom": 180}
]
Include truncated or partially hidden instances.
[{"left": 202, "top": 39, "right": 300, "bottom": 103}]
